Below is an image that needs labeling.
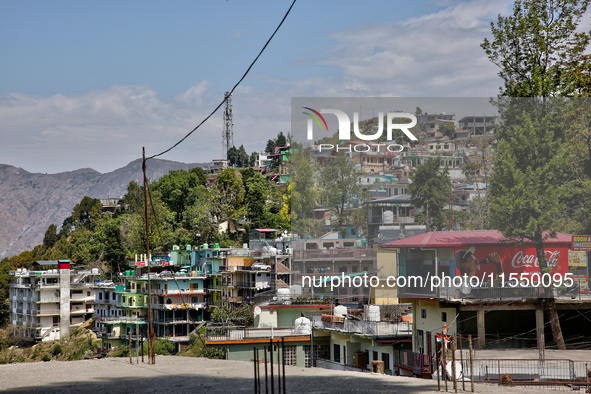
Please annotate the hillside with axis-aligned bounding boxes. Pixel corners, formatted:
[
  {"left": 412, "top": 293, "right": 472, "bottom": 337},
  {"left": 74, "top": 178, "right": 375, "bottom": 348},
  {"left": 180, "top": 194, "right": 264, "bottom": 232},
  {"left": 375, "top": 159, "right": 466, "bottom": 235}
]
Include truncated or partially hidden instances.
[{"left": 0, "top": 159, "right": 208, "bottom": 258}]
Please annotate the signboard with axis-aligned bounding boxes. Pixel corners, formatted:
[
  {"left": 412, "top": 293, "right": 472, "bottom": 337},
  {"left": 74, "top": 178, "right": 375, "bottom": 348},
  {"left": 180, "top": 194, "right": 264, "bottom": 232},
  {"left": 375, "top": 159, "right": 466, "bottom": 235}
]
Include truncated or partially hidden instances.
[
  {"left": 568, "top": 251, "right": 588, "bottom": 268},
  {"left": 454, "top": 245, "right": 569, "bottom": 280},
  {"left": 572, "top": 235, "right": 591, "bottom": 251}
]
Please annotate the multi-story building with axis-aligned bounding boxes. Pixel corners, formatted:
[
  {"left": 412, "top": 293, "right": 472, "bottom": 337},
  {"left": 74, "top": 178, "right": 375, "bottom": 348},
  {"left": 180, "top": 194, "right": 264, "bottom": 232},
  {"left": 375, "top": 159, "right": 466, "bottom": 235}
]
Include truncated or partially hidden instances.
[
  {"left": 417, "top": 112, "right": 455, "bottom": 123},
  {"left": 217, "top": 230, "right": 293, "bottom": 308},
  {"left": 379, "top": 230, "right": 591, "bottom": 355},
  {"left": 457, "top": 115, "right": 497, "bottom": 135},
  {"left": 291, "top": 238, "right": 376, "bottom": 302},
  {"left": 9, "top": 260, "right": 98, "bottom": 342}
]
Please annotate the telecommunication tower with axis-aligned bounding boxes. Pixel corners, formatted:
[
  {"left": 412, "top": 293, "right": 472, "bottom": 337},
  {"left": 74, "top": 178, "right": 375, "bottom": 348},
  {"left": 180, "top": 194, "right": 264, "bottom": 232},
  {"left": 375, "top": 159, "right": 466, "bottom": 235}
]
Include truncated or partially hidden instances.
[{"left": 221, "top": 92, "right": 234, "bottom": 160}]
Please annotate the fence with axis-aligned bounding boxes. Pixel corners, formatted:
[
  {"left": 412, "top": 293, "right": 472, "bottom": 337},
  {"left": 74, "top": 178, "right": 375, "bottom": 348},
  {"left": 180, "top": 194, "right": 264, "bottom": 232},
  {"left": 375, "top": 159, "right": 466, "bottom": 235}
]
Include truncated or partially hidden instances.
[
  {"left": 432, "top": 334, "right": 591, "bottom": 392},
  {"left": 310, "top": 314, "right": 412, "bottom": 337}
]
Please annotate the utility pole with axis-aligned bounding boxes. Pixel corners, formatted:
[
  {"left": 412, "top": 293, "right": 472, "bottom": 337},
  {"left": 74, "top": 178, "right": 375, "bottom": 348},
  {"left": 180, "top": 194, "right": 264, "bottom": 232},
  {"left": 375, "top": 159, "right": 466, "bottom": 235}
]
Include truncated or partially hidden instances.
[{"left": 142, "top": 148, "right": 155, "bottom": 364}]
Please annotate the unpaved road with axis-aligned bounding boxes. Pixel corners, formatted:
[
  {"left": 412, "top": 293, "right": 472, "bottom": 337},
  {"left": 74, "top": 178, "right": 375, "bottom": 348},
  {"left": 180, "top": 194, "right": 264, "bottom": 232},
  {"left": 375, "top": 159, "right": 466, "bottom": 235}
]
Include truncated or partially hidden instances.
[{"left": 0, "top": 356, "right": 553, "bottom": 393}]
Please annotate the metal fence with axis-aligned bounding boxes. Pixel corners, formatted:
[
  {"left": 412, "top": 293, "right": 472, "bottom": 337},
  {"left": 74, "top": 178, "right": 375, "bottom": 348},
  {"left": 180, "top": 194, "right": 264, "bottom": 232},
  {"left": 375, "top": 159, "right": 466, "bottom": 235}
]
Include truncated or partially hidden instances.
[{"left": 310, "top": 314, "right": 411, "bottom": 337}]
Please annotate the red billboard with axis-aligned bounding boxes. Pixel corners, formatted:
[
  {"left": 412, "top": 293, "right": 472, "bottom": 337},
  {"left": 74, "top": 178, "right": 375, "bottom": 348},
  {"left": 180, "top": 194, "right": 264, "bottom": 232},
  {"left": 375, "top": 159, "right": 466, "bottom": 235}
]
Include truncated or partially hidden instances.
[{"left": 454, "top": 245, "right": 568, "bottom": 280}]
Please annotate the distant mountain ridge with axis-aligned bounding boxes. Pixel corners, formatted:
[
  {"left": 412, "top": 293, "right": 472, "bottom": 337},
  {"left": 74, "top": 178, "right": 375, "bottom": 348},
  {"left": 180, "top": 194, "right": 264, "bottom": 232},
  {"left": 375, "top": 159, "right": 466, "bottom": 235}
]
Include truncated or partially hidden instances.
[{"left": 0, "top": 159, "right": 209, "bottom": 258}]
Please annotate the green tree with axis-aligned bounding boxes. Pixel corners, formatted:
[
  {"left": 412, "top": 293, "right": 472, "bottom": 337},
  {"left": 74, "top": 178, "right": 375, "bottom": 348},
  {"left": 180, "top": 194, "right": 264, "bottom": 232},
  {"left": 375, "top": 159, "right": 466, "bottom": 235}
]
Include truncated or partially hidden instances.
[
  {"left": 409, "top": 158, "right": 451, "bottom": 230},
  {"left": 481, "top": 0, "right": 591, "bottom": 97},
  {"left": 244, "top": 173, "right": 271, "bottom": 229},
  {"left": 265, "top": 139, "right": 276, "bottom": 153},
  {"left": 70, "top": 196, "right": 103, "bottom": 231},
  {"left": 121, "top": 181, "right": 144, "bottom": 215},
  {"left": 227, "top": 146, "right": 241, "bottom": 167},
  {"left": 438, "top": 122, "right": 456, "bottom": 139},
  {"left": 189, "top": 167, "right": 208, "bottom": 187},
  {"left": 238, "top": 145, "right": 249, "bottom": 167},
  {"left": 317, "top": 154, "right": 361, "bottom": 228},
  {"left": 489, "top": 98, "right": 571, "bottom": 349},
  {"left": 184, "top": 185, "right": 218, "bottom": 244},
  {"left": 43, "top": 224, "right": 59, "bottom": 249},
  {"left": 89, "top": 216, "right": 127, "bottom": 273},
  {"left": 291, "top": 150, "right": 318, "bottom": 222},
  {"left": 211, "top": 168, "right": 245, "bottom": 224},
  {"left": 152, "top": 169, "right": 205, "bottom": 227},
  {"left": 276, "top": 132, "right": 287, "bottom": 147}
]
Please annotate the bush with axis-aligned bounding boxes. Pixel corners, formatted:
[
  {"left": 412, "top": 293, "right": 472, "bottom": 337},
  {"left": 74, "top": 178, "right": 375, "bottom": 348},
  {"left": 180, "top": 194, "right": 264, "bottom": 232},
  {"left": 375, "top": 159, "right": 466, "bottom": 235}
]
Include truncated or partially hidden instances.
[
  {"left": 141, "top": 339, "right": 175, "bottom": 356},
  {"left": 52, "top": 344, "right": 62, "bottom": 356},
  {"left": 110, "top": 345, "right": 129, "bottom": 358},
  {"left": 41, "top": 354, "right": 51, "bottom": 362}
]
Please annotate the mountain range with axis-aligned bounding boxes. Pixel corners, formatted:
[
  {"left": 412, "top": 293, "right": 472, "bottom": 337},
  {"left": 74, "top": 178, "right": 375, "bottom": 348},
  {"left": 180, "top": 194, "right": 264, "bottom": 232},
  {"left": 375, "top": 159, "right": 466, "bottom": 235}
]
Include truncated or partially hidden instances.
[{"left": 0, "top": 159, "right": 208, "bottom": 258}]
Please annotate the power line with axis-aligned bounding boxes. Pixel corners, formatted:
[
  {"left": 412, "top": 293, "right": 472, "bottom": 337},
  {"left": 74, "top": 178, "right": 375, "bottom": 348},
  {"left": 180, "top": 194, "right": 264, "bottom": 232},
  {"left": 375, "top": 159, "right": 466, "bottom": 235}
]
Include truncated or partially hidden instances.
[{"left": 146, "top": 0, "right": 297, "bottom": 162}]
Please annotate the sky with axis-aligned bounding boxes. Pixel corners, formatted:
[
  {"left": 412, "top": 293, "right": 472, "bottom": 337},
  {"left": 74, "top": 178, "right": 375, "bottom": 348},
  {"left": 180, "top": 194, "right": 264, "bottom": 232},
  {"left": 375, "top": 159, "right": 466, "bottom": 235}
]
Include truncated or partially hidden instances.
[{"left": 0, "top": 0, "right": 519, "bottom": 174}]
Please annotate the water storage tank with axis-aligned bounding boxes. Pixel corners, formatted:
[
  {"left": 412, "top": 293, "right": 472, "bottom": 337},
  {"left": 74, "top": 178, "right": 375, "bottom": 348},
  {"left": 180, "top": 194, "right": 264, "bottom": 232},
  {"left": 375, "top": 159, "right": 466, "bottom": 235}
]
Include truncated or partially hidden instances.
[
  {"left": 382, "top": 210, "right": 394, "bottom": 225},
  {"left": 91, "top": 268, "right": 99, "bottom": 274},
  {"left": 294, "top": 317, "right": 311, "bottom": 335},
  {"left": 334, "top": 305, "right": 347, "bottom": 317},
  {"left": 367, "top": 305, "right": 381, "bottom": 322},
  {"left": 277, "top": 288, "right": 291, "bottom": 302}
]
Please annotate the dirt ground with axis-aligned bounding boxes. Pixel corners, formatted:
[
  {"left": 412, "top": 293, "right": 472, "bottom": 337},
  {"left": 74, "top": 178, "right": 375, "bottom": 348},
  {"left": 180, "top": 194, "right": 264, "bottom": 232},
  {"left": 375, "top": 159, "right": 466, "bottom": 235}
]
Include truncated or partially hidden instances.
[{"left": 0, "top": 356, "right": 560, "bottom": 393}]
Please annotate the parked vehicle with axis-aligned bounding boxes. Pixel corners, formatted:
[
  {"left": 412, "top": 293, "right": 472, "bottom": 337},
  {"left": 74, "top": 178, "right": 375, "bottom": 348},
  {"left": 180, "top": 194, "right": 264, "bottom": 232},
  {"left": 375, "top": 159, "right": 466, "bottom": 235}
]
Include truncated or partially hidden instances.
[{"left": 251, "top": 263, "right": 271, "bottom": 271}]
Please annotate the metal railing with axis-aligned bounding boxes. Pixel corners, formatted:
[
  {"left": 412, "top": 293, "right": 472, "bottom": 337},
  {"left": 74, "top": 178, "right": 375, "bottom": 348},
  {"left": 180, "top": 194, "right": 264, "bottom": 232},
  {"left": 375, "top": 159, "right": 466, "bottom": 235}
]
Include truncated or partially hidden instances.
[
  {"left": 310, "top": 315, "right": 411, "bottom": 337},
  {"left": 292, "top": 249, "right": 377, "bottom": 261},
  {"left": 32, "top": 309, "right": 60, "bottom": 315},
  {"left": 97, "top": 316, "right": 148, "bottom": 323},
  {"left": 397, "top": 280, "right": 591, "bottom": 301}
]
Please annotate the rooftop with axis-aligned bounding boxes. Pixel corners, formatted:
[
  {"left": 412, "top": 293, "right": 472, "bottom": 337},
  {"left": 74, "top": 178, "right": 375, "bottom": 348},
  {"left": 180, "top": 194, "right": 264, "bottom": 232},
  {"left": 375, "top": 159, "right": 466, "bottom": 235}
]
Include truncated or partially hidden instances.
[{"left": 381, "top": 230, "right": 572, "bottom": 248}]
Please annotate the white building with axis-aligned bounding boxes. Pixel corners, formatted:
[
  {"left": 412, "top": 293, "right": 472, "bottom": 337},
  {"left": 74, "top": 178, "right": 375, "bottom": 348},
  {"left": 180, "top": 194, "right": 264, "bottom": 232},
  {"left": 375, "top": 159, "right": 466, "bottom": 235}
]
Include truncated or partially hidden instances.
[{"left": 9, "top": 260, "right": 99, "bottom": 341}]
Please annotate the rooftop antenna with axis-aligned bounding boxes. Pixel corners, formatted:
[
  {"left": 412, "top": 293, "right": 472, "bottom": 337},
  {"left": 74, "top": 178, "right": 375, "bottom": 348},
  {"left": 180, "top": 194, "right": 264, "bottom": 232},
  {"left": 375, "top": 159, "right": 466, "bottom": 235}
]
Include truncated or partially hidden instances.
[{"left": 222, "top": 92, "right": 234, "bottom": 160}]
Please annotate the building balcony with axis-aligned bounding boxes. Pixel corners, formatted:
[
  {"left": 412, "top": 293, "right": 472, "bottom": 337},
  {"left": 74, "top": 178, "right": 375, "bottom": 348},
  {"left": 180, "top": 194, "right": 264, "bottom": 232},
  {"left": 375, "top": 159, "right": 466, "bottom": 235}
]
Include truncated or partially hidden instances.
[
  {"left": 71, "top": 307, "right": 93, "bottom": 314},
  {"left": 152, "top": 302, "right": 206, "bottom": 310},
  {"left": 221, "top": 296, "right": 242, "bottom": 302},
  {"left": 117, "top": 301, "right": 146, "bottom": 308},
  {"left": 36, "top": 297, "right": 60, "bottom": 303},
  {"left": 32, "top": 309, "right": 60, "bottom": 316},
  {"left": 97, "top": 316, "right": 148, "bottom": 324},
  {"left": 292, "top": 249, "right": 377, "bottom": 261}
]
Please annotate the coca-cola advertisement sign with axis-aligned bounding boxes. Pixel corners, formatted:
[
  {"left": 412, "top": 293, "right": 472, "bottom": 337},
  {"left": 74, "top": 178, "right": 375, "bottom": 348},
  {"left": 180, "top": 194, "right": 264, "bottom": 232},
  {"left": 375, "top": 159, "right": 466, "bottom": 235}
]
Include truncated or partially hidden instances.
[{"left": 454, "top": 245, "right": 568, "bottom": 280}]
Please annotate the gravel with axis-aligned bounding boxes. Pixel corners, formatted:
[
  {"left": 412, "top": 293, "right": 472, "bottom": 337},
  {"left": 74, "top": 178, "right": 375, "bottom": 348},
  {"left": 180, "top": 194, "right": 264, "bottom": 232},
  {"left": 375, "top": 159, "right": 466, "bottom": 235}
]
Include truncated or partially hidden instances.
[{"left": 0, "top": 356, "right": 555, "bottom": 393}]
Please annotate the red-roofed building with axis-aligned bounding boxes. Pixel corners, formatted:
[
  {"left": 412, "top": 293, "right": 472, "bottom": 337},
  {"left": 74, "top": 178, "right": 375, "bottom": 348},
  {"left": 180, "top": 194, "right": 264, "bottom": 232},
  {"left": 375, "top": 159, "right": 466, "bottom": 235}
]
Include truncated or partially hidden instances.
[{"left": 374, "top": 230, "right": 590, "bottom": 355}]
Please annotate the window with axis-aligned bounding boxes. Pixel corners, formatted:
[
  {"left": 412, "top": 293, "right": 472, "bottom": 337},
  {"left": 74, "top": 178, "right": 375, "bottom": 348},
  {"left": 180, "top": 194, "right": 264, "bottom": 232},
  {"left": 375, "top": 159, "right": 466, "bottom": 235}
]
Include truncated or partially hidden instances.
[
  {"left": 339, "top": 266, "right": 347, "bottom": 273},
  {"left": 98, "top": 293, "right": 103, "bottom": 300},
  {"left": 421, "top": 309, "right": 427, "bottom": 319},
  {"left": 314, "top": 344, "right": 329, "bottom": 360},
  {"left": 441, "top": 312, "right": 447, "bottom": 322}
]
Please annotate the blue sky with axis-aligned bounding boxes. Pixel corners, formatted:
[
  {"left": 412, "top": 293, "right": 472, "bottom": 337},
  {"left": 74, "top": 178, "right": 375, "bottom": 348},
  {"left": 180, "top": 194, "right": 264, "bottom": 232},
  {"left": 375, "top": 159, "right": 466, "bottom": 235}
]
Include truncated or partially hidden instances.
[{"left": 0, "top": 0, "right": 518, "bottom": 173}]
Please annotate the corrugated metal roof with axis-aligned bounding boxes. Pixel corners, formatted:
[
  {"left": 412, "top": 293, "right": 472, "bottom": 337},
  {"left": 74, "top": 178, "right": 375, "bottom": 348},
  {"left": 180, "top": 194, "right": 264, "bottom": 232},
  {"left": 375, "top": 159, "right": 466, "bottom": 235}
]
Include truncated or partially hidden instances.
[{"left": 381, "top": 230, "right": 572, "bottom": 248}]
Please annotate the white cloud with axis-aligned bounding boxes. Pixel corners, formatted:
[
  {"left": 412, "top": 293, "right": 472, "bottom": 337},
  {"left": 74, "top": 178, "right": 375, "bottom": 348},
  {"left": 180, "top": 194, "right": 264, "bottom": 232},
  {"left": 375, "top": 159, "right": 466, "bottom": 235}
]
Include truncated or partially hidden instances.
[{"left": 0, "top": 0, "right": 518, "bottom": 173}]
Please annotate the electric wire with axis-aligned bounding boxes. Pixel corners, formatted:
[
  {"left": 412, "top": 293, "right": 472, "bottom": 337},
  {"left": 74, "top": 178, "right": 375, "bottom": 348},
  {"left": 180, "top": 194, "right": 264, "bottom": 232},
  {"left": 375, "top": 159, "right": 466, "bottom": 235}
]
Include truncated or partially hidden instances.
[{"left": 145, "top": 0, "right": 297, "bottom": 162}]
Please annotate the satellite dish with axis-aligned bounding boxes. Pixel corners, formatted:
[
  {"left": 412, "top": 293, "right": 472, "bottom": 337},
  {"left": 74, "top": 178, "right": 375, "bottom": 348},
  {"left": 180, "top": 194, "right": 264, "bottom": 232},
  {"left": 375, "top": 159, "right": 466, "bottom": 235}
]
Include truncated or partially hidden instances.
[{"left": 254, "top": 306, "right": 262, "bottom": 316}]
